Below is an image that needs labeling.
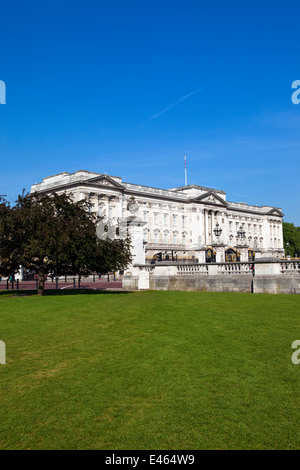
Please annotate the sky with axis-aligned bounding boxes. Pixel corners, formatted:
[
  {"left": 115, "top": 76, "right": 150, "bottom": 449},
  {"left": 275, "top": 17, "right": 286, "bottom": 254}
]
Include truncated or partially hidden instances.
[{"left": 0, "top": 0, "right": 300, "bottom": 225}]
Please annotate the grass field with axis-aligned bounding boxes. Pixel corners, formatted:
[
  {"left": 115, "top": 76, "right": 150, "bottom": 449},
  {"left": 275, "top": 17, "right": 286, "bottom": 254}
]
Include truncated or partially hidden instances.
[{"left": 0, "top": 289, "right": 299, "bottom": 450}]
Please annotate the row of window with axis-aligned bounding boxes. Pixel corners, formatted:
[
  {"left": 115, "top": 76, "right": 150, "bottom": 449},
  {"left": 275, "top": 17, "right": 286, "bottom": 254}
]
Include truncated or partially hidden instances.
[
  {"left": 270, "top": 225, "right": 281, "bottom": 235},
  {"left": 143, "top": 212, "right": 187, "bottom": 226},
  {"left": 145, "top": 233, "right": 280, "bottom": 249},
  {"left": 229, "top": 235, "right": 264, "bottom": 248},
  {"left": 228, "top": 221, "right": 263, "bottom": 234},
  {"left": 144, "top": 231, "right": 187, "bottom": 245}
]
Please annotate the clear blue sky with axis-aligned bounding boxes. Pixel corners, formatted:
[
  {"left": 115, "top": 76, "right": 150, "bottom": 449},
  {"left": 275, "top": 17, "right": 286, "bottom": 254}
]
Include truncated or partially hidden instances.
[{"left": 0, "top": 0, "right": 299, "bottom": 224}]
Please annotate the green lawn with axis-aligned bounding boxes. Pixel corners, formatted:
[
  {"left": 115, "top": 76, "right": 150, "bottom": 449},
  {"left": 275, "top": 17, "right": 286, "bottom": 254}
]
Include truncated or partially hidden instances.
[{"left": 0, "top": 290, "right": 299, "bottom": 450}]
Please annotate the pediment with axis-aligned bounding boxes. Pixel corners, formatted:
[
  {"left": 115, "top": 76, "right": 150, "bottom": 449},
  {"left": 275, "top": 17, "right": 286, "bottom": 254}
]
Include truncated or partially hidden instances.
[
  {"left": 86, "top": 175, "right": 124, "bottom": 190},
  {"left": 267, "top": 208, "right": 284, "bottom": 217},
  {"left": 194, "top": 191, "right": 228, "bottom": 207}
]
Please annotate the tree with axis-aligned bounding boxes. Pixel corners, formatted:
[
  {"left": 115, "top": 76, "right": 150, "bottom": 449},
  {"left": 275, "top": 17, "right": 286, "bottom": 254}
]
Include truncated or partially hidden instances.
[
  {"left": 283, "top": 222, "right": 300, "bottom": 257},
  {"left": 94, "top": 238, "right": 133, "bottom": 275},
  {"left": 0, "top": 192, "right": 132, "bottom": 295},
  {"left": 0, "top": 197, "right": 22, "bottom": 277}
]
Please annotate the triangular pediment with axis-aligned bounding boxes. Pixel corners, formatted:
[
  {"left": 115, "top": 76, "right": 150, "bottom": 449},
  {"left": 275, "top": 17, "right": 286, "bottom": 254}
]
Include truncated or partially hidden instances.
[
  {"left": 194, "top": 191, "right": 228, "bottom": 207},
  {"left": 86, "top": 175, "right": 124, "bottom": 190},
  {"left": 267, "top": 208, "right": 284, "bottom": 217}
]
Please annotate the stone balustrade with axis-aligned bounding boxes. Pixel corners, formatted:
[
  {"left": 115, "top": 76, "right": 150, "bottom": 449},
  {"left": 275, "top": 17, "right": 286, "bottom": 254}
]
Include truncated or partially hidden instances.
[
  {"left": 214, "top": 262, "right": 254, "bottom": 275},
  {"left": 125, "top": 260, "right": 300, "bottom": 294},
  {"left": 280, "top": 261, "right": 300, "bottom": 274},
  {"left": 134, "top": 260, "right": 300, "bottom": 277},
  {"left": 177, "top": 264, "right": 209, "bottom": 275}
]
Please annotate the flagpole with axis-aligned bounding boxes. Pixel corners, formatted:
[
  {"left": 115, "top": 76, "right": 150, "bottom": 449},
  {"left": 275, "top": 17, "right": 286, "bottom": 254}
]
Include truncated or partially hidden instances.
[{"left": 184, "top": 155, "right": 187, "bottom": 186}]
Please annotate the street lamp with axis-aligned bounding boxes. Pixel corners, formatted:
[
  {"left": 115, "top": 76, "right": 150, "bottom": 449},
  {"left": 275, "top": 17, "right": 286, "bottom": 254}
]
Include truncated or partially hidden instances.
[
  {"left": 286, "top": 242, "right": 290, "bottom": 258},
  {"left": 236, "top": 225, "right": 246, "bottom": 245},
  {"left": 213, "top": 222, "right": 222, "bottom": 241}
]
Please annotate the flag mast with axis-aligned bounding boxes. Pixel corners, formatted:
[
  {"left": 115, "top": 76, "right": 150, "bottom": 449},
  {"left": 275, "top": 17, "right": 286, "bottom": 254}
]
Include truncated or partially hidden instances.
[{"left": 184, "top": 155, "right": 187, "bottom": 186}]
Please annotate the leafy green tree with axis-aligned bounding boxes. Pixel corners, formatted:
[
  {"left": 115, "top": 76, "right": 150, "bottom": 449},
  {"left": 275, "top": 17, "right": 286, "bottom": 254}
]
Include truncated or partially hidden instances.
[
  {"left": 0, "top": 192, "right": 132, "bottom": 295},
  {"left": 0, "top": 197, "right": 22, "bottom": 277},
  {"left": 283, "top": 222, "right": 300, "bottom": 257}
]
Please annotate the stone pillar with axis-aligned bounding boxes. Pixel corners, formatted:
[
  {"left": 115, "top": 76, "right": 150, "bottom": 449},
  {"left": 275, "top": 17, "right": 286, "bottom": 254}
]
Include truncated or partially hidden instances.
[
  {"left": 209, "top": 211, "right": 212, "bottom": 245},
  {"left": 197, "top": 249, "right": 206, "bottom": 263},
  {"left": 203, "top": 209, "right": 207, "bottom": 245},
  {"left": 120, "top": 196, "right": 147, "bottom": 268},
  {"left": 207, "top": 264, "right": 219, "bottom": 275},
  {"left": 214, "top": 245, "right": 225, "bottom": 263},
  {"left": 238, "top": 247, "right": 249, "bottom": 262},
  {"left": 254, "top": 261, "right": 281, "bottom": 275},
  {"left": 131, "top": 266, "right": 150, "bottom": 289},
  {"left": 121, "top": 216, "right": 147, "bottom": 266},
  {"left": 153, "top": 264, "right": 177, "bottom": 276}
]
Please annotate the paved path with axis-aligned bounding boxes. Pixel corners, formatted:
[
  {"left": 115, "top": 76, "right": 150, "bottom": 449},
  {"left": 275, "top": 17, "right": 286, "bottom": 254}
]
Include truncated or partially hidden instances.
[{"left": 0, "top": 280, "right": 123, "bottom": 291}]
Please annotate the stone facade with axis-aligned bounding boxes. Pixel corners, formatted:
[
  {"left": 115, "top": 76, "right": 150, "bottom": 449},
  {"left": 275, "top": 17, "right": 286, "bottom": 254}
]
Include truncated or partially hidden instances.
[{"left": 31, "top": 170, "right": 285, "bottom": 262}]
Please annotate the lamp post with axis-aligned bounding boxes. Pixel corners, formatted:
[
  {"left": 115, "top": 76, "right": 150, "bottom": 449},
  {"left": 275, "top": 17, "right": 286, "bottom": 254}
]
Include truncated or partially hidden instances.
[
  {"left": 213, "top": 223, "right": 223, "bottom": 262},
  {"left": 236, "top": 225, "right": 246, "bottom": 245},
  {"left": 286, "top": 242, "right": 290, "bottom": 259},
  {"left": 235, "top": 225, "right": 248, "bottom": 261},
  {"left": 213, "top": 223, "right": 222, "bottom": 242}
]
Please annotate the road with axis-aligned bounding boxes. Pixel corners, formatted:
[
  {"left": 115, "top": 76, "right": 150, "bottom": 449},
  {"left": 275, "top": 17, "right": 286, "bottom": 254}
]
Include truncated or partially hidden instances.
[{"left": 0, "top": 279, "right": 123, "bottom": 291}]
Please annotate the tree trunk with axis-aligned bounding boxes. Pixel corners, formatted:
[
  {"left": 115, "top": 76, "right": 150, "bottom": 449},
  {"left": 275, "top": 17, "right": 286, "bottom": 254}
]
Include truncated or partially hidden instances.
[{"left": 37, "top": 267, "right": 45, "bottom": 296}]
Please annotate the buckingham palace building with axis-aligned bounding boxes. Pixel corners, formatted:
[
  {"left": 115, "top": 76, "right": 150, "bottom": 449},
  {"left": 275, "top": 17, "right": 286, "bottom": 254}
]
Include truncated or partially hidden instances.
[{"left": 31, "top": 170, "right": 285, "bottom": 264}]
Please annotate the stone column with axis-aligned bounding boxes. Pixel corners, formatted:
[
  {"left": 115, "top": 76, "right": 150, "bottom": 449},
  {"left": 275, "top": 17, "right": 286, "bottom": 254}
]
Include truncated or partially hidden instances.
[
  {"left": 120, "top": 196, "right": 147, "bottom": 267},
  {"left": 120, "top": 216, "right": 147, "bottom": 266},
  {"left": 238, "top": 247, "right": 249, "bottom": 262},
  {"left": 215, "top": 245, "right": 225, "bottom": 263},
  {"left": 203, "top": 209, "right": 207, "bottom": 245},
  {"left": 197, "top": 249, "right": 206, "bottom": 263}
]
